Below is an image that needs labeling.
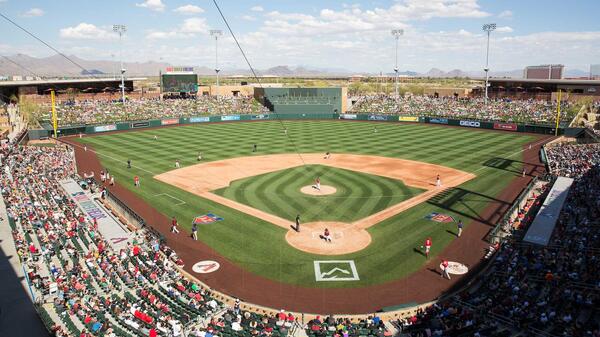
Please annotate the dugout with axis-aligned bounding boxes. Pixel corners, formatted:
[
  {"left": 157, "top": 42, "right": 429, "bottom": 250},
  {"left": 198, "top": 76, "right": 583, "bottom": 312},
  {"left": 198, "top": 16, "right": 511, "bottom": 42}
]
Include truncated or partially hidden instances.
[{"left": 254, "top": 87, "right": 347, "bottom": 114}]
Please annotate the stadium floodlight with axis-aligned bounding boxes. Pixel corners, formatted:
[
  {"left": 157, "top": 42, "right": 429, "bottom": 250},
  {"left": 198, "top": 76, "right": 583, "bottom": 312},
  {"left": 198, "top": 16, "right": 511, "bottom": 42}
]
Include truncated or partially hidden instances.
[
  {"left": 210, "top": 29, "right": 223, "bottom": 99},
  {"left": 391, "top": 29, "right": 404, "bottom": 98},
  {"left": 482, "top": 23, "right": 496, "bottom": 105},
  {"left": 113, "top": 24, "right": 127, "bottom": 104}
]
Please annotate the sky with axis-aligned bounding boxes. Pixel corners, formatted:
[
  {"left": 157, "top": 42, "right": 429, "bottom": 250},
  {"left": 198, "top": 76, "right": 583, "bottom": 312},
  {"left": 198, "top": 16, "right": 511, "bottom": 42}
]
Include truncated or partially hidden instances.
[{"left": 0, "top": 0, "right": 599, "bottom": 73}]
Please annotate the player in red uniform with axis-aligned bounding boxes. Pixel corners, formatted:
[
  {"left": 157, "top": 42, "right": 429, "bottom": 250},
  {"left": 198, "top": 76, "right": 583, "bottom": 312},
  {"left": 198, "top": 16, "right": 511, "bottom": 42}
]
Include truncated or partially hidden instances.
[
  {"left": 424, "top": 237, "right": 432, "bottom": 259},
  {"left": 441, "top": 259, "right": 450, "bottom": 279}
]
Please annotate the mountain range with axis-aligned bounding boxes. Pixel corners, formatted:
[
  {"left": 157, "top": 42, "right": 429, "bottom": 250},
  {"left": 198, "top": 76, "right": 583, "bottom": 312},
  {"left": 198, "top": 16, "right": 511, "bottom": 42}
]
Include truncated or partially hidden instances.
[{"left": 0, "top": 54, "right": 591, "bottom": 79}]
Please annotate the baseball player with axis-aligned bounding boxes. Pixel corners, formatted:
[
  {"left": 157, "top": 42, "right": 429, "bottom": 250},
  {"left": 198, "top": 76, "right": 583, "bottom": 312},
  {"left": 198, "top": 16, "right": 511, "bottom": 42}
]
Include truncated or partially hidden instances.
[
  {"left": 441, "top": 259, "right": 451, "bottom": 279},
  {"left": 127, "top": 159, "right": 131, "bottom": 169},
  {"left": 295, "top": 214, "right": 300, "bottom": 232},
  {"left": 323, "top": 228, "right": 332, "bottom": 242},
  {"left": 284, "top": 128, "right": 288, "bottom": 135},
  {"left": 191, "top": 223, "right": 198, "bottom": 240},
  {"left": 171, "top": 217, "right": 180, "bottom": 234},
  {"left": 457, "top": 220, "right": 463, "bottom": 237},
  {"left": 324, "top": 152, "right": 331, "bottom": 159},
  {"left": 373, "top": 126, "right": 378, "bottom": 133},
  {"left": 175, "top": 159, "right": 180, "bottom": 168},
  {"left": 84, "top": 145, "right": 87, "bottom": 152},
  {"left": 109, "top": 176, "right": 115, "bottom": 186},
  {"left": 522, "top": 168, "right": 526, "bottom": 177},
  {"left": 197, "top": 152, "right": 202, "bottom": 161},
  {"left": 436, "top": 174, "right": 442, "bottom": 187},
  {"left": 134, "top": 175, "right": 140, "bottom": 188},
  {"left": 253, "top": 144, "right": 257, "bottom": 152},
  {"left": 424, "top": 237, "right": 432, "bottom": 259},
  {"left": 313, "top": 177, "right": 321, "bottom": 191},
  {"left": 154, "top": 135, "right": 158, "bottom": 141}
]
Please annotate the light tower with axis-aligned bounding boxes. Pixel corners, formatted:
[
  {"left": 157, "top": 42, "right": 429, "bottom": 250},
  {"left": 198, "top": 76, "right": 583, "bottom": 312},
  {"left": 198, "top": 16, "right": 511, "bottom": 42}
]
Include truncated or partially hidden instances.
[
  {"left": 482, "top": 23, "right": 496, "bottom": 105},
  {"left": 210, "top": 29, "right": 223, "bottom": 99},
  {"left": 391, "top": 29, "right": 404, "bottom": 97},
  {"left": 112, "top": 24, "right": 127, "bottom": 104}
]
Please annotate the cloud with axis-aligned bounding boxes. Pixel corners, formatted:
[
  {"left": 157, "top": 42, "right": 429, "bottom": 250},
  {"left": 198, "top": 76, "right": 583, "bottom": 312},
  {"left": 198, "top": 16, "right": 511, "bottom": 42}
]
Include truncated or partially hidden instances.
[
  {"left": 146, "top": 17, "right": 209, "bottom": 39},
  {"left": 173, "top": 4, "right": 204, "bottom": 15},
  {"left": 496, "top": 26, "right": 513, "bottom": 33},
  {"left": 135, "top": 0, "right": 165, "bottom": 12},
  {"left": 59, "top": 23, "right": 115, "bottom": 40},
  {"left": 498, "top": 10, "right": 513, "bottom": 18},
  {"left": 242, "top": 15, "right": 256, "bottom": 21},
  {"left": 251, "top": 6, "right": 264, "bottom": 12},
  {"left": 262, "top": 0, "right": 489, "bottom": 36},
  {"left": 22, "top": 8, "right": 44, "bottom": 17}
]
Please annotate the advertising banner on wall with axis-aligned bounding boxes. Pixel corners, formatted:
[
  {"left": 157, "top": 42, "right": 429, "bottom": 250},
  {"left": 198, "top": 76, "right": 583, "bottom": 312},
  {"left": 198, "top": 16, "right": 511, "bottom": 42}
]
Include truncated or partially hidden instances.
[
  {"left": 398, "top": 116, "right": 419, "bottom": 122},
  {"left": 340, "top": 114, "right": 357, "bottom": 120},
  {"left": 429, "top": 118, "right": 449, "bottom": 124},
  {"left": 190, "top": 116, "right": 210, "bottom": 123},
  {"left": 251, "top": 114, "right": 270, "bottom": 120},
  {"left": 161, "top": 118, "right": 179, "bottom": 126},
  {"left": 131, "top": 121, "right": 150, "bottom": 128},
  {"left": 459, "top": 120, "right": 481, "bottom": 128},
  {"left": 94, "top": 124, "right": 117, "bottom": 133},
  {"left": 493, "top": 122, "right": 518, "bottom": 131},
  {"left": 368, "top": 115, "right": 388, "bottom": 121},
  {"left": 221, "top": 115, "right": 241, "bottom": 121}
]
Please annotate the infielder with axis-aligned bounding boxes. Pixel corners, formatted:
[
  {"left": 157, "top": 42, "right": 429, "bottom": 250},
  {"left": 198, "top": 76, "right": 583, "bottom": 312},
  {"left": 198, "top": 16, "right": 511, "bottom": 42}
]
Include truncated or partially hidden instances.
[
  {"left": 324, "top": 152, "right": 331, "bottom": 159},
  {"left": 197, "top": 152, "right": 202, "bottom": 161},
  {"left": 175, "top": 159, "right": 180, "bottom": 168},
  {"left": 436, "top": 174, "right": 442, "bottom": 187},
  {"left": 457, "top": 220, "right": 463, "bottom": 237},
  {"left": 295, "top": 214, "right": 300, "bottom": 232}
]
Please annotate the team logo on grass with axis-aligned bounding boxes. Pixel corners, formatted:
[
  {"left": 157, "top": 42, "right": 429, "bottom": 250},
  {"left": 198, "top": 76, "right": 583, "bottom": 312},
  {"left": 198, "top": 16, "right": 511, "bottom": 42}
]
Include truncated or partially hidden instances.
[
  {"left": 425, "top": 212, "right": 455, "bottom": 223},
  {"left": 192, "top": 213, "right": 224, "bottom": 225},
  {"left": 313, "top": 260, "right": 359, "bottom": 281},
  {"left": 192, "top": 260, "right": 220, "bottom": 274},
  {"left": 439, "top": 261, "right": 468, "bottom": 275}
]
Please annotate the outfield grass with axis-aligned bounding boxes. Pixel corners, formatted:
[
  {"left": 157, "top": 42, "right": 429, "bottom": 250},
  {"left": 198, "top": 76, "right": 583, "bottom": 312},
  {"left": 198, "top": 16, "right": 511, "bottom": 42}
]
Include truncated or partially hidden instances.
[
  {"left": 214, "top": 165, "right": 425, "bottom": 223},
  {"left": 76, "top": 121, "right": 538, "bottom": 287}
]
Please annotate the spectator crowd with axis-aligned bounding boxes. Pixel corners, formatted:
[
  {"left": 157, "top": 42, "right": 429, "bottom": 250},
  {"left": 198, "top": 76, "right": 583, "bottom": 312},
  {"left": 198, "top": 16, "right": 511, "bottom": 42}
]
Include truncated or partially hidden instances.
[
  {"left": 351, "top": 95, "right": 574, "bottom": 125},
  {"left": 0, "top": 142, "right": 306, "bottom": 337},
  {"left": 395, "top": 142, "right": 600, "bottom": 337},
  {"left": 36, "top": 96, "right": 269, "bottom": 127}
]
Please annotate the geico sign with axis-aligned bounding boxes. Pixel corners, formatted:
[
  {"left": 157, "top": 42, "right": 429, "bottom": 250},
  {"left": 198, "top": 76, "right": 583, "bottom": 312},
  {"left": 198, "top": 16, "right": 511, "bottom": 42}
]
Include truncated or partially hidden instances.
[{"left": 460, "top": 120, "right": 480, "bottom": 128}]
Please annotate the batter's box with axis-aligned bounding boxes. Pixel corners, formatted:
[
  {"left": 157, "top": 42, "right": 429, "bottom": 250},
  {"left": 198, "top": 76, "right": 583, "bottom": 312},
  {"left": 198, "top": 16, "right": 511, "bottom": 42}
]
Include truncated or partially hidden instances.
[{"left": 314, "top": 260, "right": 359, "bottom": 282}]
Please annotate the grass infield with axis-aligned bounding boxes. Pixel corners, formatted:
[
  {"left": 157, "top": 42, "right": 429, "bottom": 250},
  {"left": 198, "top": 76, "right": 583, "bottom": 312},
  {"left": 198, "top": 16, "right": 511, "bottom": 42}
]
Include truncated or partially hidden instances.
[
  {"left": 76, "top": 120, "right": 538, "bottom": 287},
  {"left": 214, "top": 164, "right": 425, "bottom": 223}
]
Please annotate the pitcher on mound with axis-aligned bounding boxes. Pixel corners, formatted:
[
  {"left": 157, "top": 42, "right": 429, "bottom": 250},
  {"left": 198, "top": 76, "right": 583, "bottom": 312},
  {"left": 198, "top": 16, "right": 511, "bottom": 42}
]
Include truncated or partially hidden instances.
[{"left": 312, "top": 177, "right": 321, "bottom": 191}]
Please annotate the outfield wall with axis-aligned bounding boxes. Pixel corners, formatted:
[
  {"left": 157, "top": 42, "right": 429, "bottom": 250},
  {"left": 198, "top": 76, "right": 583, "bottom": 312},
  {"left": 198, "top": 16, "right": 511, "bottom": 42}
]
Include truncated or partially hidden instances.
[{"left": 28, "top": 112, "right": 562, "bottom": 139}]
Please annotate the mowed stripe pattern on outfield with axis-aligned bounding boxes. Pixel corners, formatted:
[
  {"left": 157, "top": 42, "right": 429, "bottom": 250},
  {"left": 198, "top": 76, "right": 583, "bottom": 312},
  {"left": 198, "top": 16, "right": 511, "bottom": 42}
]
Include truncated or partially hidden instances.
[
  {"left": 214, "top": 165, "right": 424, "bottom": 223},
  {"left": 76, "top": 121, "right": 537, "bottom": 287}
]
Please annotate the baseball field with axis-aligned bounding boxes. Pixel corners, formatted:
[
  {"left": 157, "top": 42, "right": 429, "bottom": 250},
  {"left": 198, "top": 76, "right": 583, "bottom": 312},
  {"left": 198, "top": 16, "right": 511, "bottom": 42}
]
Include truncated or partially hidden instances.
[{"left": 73, "top": 120, "right": 540, "bottom": 290}]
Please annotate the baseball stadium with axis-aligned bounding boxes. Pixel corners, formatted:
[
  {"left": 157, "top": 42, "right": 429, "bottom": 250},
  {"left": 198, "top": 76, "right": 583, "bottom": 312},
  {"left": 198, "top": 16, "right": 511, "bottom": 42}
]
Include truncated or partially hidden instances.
[{"left": 1, "top": 2, "right": 600, "bottom": 337}]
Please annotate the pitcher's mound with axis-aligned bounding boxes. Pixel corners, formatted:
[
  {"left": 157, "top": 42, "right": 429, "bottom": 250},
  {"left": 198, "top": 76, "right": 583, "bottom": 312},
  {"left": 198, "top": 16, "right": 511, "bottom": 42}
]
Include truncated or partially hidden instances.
[
  {"left": 300, "top": 185, "right": 337, "bottom": 196},
  {"left": 286, "top": 222, "right": 371, "bottom": 255}
]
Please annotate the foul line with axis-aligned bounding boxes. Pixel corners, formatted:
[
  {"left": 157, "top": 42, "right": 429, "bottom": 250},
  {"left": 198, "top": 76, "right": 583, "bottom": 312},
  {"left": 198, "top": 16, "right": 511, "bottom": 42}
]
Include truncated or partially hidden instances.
[{"left": 153, "top": 193, "right": 186, "bottom": 206}]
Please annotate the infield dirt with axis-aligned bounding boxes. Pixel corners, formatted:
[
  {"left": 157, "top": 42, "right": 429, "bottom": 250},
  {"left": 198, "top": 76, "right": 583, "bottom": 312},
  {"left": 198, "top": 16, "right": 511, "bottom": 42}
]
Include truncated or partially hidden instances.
[{"left": 155, "top": 153, "right": 475, "bottom": 255}]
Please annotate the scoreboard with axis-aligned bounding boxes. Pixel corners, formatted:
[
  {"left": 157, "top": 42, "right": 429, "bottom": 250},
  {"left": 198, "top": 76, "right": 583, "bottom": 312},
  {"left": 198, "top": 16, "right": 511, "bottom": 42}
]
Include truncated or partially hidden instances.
[{"left": 161, "top": 73, "right": 198, "bottom": 93}]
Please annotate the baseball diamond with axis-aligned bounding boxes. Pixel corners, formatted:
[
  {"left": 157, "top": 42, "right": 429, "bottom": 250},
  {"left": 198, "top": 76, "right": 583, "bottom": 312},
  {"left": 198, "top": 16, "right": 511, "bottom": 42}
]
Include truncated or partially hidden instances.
[{"left": 67, "top": 120, "right": 544, "bottom": 301}]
